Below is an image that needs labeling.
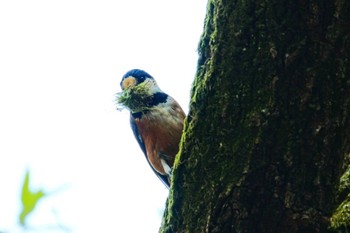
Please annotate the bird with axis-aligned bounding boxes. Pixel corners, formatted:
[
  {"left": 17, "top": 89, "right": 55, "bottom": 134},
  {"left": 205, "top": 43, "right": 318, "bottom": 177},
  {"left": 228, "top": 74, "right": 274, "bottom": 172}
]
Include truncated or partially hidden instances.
[{"left": 120, "top": 69, "right": 186, "bottom": 188}]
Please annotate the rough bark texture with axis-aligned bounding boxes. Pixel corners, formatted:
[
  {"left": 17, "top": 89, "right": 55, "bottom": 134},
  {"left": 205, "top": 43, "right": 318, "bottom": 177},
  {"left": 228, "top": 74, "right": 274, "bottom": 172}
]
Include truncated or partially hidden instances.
[{"left": 161, "top": 0, "right": 350, "bottom": 232}]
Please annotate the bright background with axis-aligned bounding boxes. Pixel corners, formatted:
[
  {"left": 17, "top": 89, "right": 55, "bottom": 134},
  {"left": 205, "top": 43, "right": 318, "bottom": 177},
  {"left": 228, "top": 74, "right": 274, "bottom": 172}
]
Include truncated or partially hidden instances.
[{"left": 0, "top": 1, "right": 207, "bottom": 232}]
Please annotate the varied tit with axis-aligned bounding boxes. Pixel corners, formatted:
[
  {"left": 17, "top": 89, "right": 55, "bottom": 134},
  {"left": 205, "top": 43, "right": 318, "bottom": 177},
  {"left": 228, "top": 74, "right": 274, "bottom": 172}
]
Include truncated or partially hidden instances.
[{"left": 120, "top": 69, "right": 185, "bottom": 188}]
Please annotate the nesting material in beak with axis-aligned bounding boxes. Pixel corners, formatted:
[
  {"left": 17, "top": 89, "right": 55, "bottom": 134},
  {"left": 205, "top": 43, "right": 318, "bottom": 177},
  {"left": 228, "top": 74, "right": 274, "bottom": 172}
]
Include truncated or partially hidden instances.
[{"left": 116, "top": 81, "right": 154, "bottom": 112}]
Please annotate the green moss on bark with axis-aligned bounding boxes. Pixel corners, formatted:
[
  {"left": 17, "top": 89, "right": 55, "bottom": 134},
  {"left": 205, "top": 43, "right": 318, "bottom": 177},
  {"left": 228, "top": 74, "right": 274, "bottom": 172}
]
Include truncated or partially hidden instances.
[
  {"left": 331, "top": 194, "right": 350, "bottom": 231},
  {"left": 331, "top": 164, "right": 350, "bottom": 232}
]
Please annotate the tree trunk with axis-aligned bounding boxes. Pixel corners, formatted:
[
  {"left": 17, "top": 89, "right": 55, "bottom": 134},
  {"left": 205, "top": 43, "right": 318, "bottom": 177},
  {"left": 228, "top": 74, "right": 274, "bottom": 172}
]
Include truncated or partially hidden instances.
[{"left": 161, "top": 0, "right": 350, "bottom": 232}]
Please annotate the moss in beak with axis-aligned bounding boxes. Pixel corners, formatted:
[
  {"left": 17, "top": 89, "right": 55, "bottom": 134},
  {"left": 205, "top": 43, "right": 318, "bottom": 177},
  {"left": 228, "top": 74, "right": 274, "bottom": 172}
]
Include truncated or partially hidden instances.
[{"left": 116, "top": 81, "right": 154, "bottom": 113}]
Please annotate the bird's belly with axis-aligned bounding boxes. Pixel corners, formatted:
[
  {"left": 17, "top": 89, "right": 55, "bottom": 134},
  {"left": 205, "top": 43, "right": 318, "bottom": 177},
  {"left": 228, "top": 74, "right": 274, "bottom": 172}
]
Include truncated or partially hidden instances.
[{"left": 135, "top": 108, "right": 184, "bottom": 175}]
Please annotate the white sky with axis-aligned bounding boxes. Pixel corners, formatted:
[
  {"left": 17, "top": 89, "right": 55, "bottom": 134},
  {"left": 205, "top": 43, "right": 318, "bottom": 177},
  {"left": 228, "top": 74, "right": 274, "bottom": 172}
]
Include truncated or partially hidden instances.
[{"left": 0, "top": 1, "right": 207, "bottom": 232}]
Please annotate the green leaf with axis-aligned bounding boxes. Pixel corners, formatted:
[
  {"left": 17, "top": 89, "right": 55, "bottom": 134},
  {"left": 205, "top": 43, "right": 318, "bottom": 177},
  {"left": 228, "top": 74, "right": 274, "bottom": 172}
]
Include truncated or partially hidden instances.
[{"left": 19, "top": 170, "right": 46, "bottom": 226}]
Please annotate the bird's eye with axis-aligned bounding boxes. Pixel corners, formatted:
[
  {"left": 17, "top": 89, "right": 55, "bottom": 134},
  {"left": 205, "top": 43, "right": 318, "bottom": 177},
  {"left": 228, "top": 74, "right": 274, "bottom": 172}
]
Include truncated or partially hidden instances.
[{"left": 122, "top": 76, "right": 137, "bottom": 90}]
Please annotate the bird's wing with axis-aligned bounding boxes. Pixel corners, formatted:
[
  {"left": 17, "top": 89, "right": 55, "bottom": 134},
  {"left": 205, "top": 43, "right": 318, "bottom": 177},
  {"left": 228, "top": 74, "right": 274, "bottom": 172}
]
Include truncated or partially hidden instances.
[{"left": 129, "top": 114, "right": 170, "bottom": 188}]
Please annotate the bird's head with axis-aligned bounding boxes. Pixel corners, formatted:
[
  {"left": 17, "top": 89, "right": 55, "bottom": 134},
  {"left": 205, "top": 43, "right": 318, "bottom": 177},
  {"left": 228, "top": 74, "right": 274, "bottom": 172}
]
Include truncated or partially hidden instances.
[
  {"left": 117, "top": 69, "right": 167, "bottom": 113},
  {"left": 120, "top": 69, "right": 161, "bottom": 93}
]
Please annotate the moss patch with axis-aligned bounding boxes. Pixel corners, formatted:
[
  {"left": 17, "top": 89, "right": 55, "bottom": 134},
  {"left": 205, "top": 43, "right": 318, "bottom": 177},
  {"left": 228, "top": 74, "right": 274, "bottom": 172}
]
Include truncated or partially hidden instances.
[
  {"left": 339, "top": 165, "right": 350, "bottom": 195},
  {"left": 331, "top": 194, "right": 350, "bottom": 231},
  {"left": 331, "top": 164, "right": 350, "bottom": 232},
  {"left": 115, "top": 81, "right": 153, "bottom": 112}
]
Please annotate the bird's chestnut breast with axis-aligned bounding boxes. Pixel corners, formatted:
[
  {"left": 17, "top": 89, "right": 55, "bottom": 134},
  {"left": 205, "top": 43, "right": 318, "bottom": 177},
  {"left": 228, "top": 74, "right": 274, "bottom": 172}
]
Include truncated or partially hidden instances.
[{"left": 134, "top": 100, "right": 185, "bottom": 174}]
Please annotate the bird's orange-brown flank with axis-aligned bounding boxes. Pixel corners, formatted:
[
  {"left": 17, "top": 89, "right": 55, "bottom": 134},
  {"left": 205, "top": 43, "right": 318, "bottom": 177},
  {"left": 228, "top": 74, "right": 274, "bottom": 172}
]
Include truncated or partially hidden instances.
[{"left": 134, "top": 99, "right": 185, "bottom": 175}]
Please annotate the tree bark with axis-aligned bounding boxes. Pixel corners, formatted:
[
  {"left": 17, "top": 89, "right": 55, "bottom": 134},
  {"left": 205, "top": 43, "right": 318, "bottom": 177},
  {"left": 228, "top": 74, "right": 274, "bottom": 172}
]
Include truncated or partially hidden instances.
[{"left": 161, "top": 0, "right": 350, "bottom": 232}]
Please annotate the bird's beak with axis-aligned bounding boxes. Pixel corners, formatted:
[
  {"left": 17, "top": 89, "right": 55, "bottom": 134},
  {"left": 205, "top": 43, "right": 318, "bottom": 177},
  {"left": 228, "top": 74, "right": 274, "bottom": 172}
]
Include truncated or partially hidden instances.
[{"left": 122, "top": 76, "right": 137, "bottom": 90}]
